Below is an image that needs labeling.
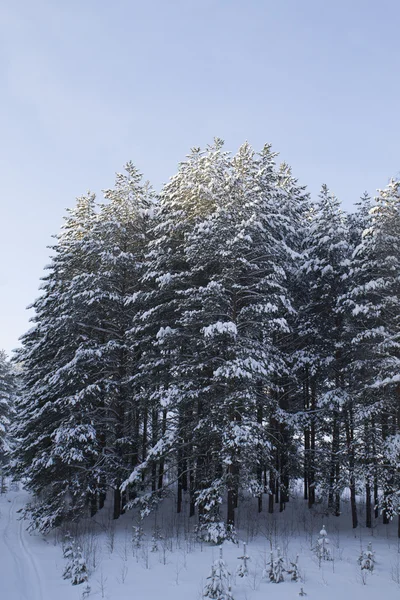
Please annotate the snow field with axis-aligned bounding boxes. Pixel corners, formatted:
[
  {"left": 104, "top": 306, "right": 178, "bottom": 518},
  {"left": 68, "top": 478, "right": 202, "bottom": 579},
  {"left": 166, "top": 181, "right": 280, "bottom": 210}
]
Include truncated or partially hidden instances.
[{"left": 2, "top": 488, "right": 400, "bottom": 599}]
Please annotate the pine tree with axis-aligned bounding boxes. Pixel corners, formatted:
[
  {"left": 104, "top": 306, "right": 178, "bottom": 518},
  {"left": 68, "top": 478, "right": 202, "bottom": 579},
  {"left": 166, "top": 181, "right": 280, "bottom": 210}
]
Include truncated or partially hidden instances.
[
  {"left": 78, "top": 163, "right": 155, "bottom": 519},
  {"left": 358, "top": 542, "right": 375, "bottom": 572},
  {"left": 236, "top": 542, "right": 250, "bottom": 578},
  {"left": 121, "top": 141, "right": 302, "bottom": 537},
  {"left": 341, "top": 191, "right": 374, "bottom": 528},
  {"left": 203, "top": 548, "right": 234, "bottom": 600},
  {"left": 12, "top": 192, "right": 103, "bottom": 530},
  {"left": 297, "top": 185, "right": 351, "bottom": 514},
  {"left": 14, "top": 140, "right": 400, "bottom": 544},
  {"left": 345, "top": 180, "right": 400, "bottom": 529},
  {"left": 314, "top": 525, "right": 332, "bottom": 562},
  {"left": 0, "top": 351, "right": 15, "bottom": 492},
  {"left": 63, "top": 538, "right": 89, "bottom": 585},
  {"left": 122, "top": 141, "right": 234, "bottom": 529},
  {"left": 287, "top": 555, "right": 300, "bottom": 581},
  {"left": 267, "top": 548, "right": 285, "bottom": 583}
]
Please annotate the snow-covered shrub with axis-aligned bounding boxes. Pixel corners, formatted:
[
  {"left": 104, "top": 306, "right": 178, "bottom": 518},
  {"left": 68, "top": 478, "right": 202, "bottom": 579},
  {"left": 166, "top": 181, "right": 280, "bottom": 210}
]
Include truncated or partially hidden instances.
[
  {"left": 236, "top": 542, "right": 250, "bottom": 578},
  {"left": 151, "top": 525, "right": 163, "bottom": 552},
  {"left": 63, "top": 537, "right": 89, "bottom": 585},
  {"left": 287, "top": 555, "right": 300, "bottom": 581},
  {"left": 132, "top": 524, "right": 144, "bottom": 549},
  {"left": 358, "top": 542, "right": 375, "bottom": 572},
  {"left": 71, "top": 546, "right": 89, "bottom": 585},
  {"left": 63, "top": 532, "right": 74, "bottom": 560},
  {"left": 197, "top": 521, "right": 236, "bottom": 545},
  {"left": 314, "top": 525, "right": 332, "bottom": 562},
  {"left": 203, "top": 547, "right": 234, "bottom": 600},
  {"left": 266, "top": 548, "right": 284, "bottom": 583},
  {"left": 299, "top": 587, "right": 307, "bottom": 596},
  {"left": 81, "top": 583, "right": 91, "bottom": 598}
]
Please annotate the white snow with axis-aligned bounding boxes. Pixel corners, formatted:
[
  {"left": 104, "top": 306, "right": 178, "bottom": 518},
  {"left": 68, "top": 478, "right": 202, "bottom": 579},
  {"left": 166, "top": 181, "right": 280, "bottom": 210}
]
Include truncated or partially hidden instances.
[
  {"left": 2, "top": 485, "right": 400, "bottom": 600},
  {"left": 202, "top": 321, "right": 238, "bottom": 338}
]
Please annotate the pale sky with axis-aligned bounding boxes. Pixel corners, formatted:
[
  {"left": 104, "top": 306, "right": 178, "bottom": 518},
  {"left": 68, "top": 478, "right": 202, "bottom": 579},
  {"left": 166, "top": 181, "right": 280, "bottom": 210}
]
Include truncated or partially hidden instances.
[{"left": 1, "top": 0, "right": 399, "bottom": 356}]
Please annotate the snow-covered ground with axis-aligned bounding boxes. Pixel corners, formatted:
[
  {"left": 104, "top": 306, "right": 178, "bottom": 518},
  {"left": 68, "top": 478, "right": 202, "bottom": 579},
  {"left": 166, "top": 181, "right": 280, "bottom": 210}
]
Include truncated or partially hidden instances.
[{"left": 1, "top": 486, "right": 400, "bottom": 599}]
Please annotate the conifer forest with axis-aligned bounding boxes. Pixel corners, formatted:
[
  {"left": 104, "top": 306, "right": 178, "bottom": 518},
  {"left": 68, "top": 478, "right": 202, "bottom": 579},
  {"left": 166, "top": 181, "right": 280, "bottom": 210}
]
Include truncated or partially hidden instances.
[{"left": 2, "top": 140, "right": 400, "bottom": 542}]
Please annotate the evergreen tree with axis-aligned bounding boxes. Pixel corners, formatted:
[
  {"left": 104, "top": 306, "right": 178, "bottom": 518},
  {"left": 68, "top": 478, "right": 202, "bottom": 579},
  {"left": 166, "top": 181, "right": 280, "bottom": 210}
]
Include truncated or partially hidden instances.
[
  {"left": 346, "top": 180, "right": 400, "bottom": 528},
  {"left": 12, "top": 193, "right": 102, "bottom": 530},
  {"left": 13, "top": 140, "right": 400, "bottom": 541},
  {"left": 203, "top": 548, "right": 233, "bottom": 600},
  {"left": 0, "top": 350, "right": 15, "bottom": 491},
  {"left": 78, "top": 163, "right": 155, "bottom": 519},
  {"left": 297, "top": 185, "right": 351, "bottom": 514}
]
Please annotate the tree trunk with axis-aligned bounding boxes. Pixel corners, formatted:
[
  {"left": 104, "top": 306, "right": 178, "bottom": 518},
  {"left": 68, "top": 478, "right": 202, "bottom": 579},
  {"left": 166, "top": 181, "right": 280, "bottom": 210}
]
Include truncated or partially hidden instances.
[
  {"left": 374, "top": 472, "right": 379, "bottom": 519},
  {"left": 189, "top": 461, "right": 196, "bottom": 517},
  {"left": 158, "top": 409, "right": 167, "bottom": 492},
  {"left": 345, "top": 409, "right": 357, "bottom": 528},
  {"left": 308, "top": 379, "right": 316, "bottom": 508},
  {"left": 90, "top": 494, "right": 97, "bottom": 517},
  {"left": 227, "top": 484, "right": 235, "bottom": 527},
  {"left": 113, "top": 487, "right": 121, "bottom": 520},
  {"left": 268, "top": 470, "right": 275, "bottom": 514},
  {"left": 151, "top": 409, "right": 158, "bottom": 492},
  {"left": 366, "top": 482, "right": 372, "bottom": 528},
  {"left": 303, "top": 365, "right": 310, "bottom": 501}
]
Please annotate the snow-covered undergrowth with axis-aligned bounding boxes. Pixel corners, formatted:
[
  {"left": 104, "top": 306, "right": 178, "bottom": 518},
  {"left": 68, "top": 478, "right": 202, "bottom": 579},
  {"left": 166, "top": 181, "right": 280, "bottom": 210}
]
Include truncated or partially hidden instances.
[{"left": 2, "top": 485, "right": 400, "bottom": 599}]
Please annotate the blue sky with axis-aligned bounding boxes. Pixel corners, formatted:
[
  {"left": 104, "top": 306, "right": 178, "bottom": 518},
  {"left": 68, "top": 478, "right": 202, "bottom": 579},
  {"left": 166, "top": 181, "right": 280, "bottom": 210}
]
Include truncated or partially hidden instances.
[{"left": 1, "top": 0, "right": 399, "bottom": 355}]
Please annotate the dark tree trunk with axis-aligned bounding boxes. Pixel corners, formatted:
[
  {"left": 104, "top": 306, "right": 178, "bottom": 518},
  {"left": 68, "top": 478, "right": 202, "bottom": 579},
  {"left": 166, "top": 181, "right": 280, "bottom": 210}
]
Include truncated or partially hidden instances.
[
  {"left": 345, "top": 409, "right": 357, "bottom": 528},
  {"left": 120, "top": 490, "right": 126, "bottom": 515},
  {"left": 366, "top": 482, "right": 372, "bottom": 528},
  {"left": 268, "top": 470, "right": 275, "bottom": 514},
  {"left": 227, "top": 482, "right": 235, "bottom": 528},
  {"left": 308, "top": 379, "right": 316, "bottom": 507},
  {"left": 304, "top": 366, "right": 310, "bottom": 501},
  {"left": 113, "top": 487, "right": 121, "bottom": 520},
  {"left": 90, "top": 494, "right": 97, "bottom": 517},
  {"left": 177, "top": 450, "right": 183, "bottom": 514},
  {"left": 189, "top": 462, "right": 196, "bottom": 517},
  {"left": 158, "top": 409, "right": 167, "bottom": 492},
  {"left": 381, "top": 413, "right": 390, "bottom": 525},
  {"left": 374, "top": 472, "right": 379, "bottom": 519},
  {"left": 151, "top": 409, "right": 158, "bottom": 492},
  {"left": 256, "top": 387, "right": 264, "bottom": 512},
  {"left": 142, "top": 409, "right": 148, "bottom": 484}
]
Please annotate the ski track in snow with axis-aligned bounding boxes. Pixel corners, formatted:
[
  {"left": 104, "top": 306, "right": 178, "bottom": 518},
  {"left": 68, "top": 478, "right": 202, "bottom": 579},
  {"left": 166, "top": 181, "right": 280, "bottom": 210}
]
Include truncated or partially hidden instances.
[{"left": 2, "top": 495, "right": 44, "bottom": 600}]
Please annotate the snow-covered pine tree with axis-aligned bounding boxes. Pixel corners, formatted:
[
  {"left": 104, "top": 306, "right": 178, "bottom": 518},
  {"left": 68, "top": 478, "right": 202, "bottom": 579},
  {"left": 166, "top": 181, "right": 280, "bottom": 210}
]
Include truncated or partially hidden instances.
[
  {"left": 236, "top": 542, "right": 250, "bottom": 578},
  {"left": 179, "top": 142, "right": 295, "bottom": 534},
  {"left": 267, "top": 159, "right": 310, "bottom": 514},
  {"left": 121, "top": 141, "right": 301, "bottom": 538},
  {"left": 13, "top": 164, "right": 155, "bottom": 530},
  {"left": 297, "top": 185, "right": 351, "bottom": 515},
  {"left": 267, "top": 548, "right": 285, "bottom": 583},
  {"left": 314, "top": 525, "right": 332, "bottom": 562},
  {"left": 122, "top": 141, "right": 234, "bottom": 531},
  {"left": 287, "top": 555, "right": 300, "bottom": 581},
  {"left": 345, "top": 179, "right": 400, "bottom": 530},
  {"left": 341, "top": 191, "right": 374, "bottom": 528},
  {"left": 203, "top": 547, "right": 234, "bottom": 600},
  {"left": 0, "top": 350, "right": 15, "bottom": 492},
  {"left": 132, "top": 523, "right": 144, "bottom": 548},
  {"left": 70, "top": 545, "right": 88, "bottom": 585},
  {"left": 77, "top": 163, "right": 155, "bottom": 520},
  {"left": 11, "top": 193, "right": 104, "bottom": 530},
  {"left": 358, "top": 542, "right": 375, "bottom": 572},
  {"left": 63, "top": 532, "right": 74, "bottom": 560},
  {"left": 63, "top": 539, "right": 89, "bottom": 585},
  {"left": 347, "top": 191, "right": 372, "bottom": 249}
]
